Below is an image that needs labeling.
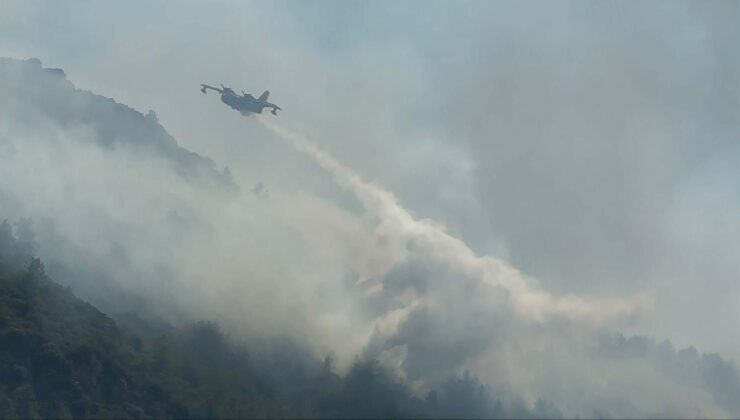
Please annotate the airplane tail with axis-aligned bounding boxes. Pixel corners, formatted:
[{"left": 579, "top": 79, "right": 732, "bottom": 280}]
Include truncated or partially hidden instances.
[{"left": 258, "top": 90, "right": 270, "bottom": 102}]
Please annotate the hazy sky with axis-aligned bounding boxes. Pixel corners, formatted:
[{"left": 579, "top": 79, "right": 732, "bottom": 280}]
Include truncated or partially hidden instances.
[{"left": 1, "top": 1, "right": 739, "bottom": 417}]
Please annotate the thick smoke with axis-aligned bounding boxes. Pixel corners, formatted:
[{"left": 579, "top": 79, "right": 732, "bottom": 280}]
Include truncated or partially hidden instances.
[
  {"left": 2, "top": 57, "right": 738, "bottom": 416},
  {"left": 255, "top": 117, "right": 739, "bottom": 417},
  {"left": 1, "top": 1, "right": 739, "bottom": 414}
]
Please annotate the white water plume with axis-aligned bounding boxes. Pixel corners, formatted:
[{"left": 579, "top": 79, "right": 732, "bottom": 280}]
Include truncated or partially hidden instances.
[{"left": 257, "top": 116, "right": 652, "bottom": 328}]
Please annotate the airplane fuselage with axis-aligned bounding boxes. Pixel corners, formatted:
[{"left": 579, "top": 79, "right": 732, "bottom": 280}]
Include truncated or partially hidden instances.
[
  {"left": 221, "top": 93, "right": 266, "bottom": 115},
  {"left": 201, "top": 83, "right": 281, "bottom": 115}
]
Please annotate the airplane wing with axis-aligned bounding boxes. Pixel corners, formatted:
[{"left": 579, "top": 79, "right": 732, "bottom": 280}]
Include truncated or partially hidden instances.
[
  {"left": 258, "top": 90, "right": 270, "bottom": 102},
  {"left": 200, "top": 84, "right": 223, "bottom": 94}
]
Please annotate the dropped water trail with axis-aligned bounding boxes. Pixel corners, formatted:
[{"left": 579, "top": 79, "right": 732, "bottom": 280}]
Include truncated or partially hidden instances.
[{"left": 257, "top": 116, "right": 651, "bottom": 327}]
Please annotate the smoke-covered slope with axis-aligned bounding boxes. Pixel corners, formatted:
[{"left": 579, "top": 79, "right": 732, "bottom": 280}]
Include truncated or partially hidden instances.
[
  {"left": 0, "top": 57, "right": 233, "bottom": 189},
  {"left": 0, "top": 56, "right": 564, "bottom": 419},
  {"left": 0, "top": 56, "right": 237, "bottom": 319},
  {"left": 1, "top": 56, "right": 739, "bottom": 418},
  {"left": 0, "top": 219, "right": 561, "bottom": 419},
  {"left": 0, "top": 220, "right": 307, "bottom": 418}
]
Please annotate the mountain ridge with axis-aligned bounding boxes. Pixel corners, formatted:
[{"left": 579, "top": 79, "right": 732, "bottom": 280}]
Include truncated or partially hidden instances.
[{"left": 0, "top": 57, "right": 234, "bottom": 190}]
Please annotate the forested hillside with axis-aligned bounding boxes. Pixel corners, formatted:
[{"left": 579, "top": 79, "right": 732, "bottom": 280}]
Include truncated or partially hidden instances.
[{"left": 0, "top": 219, "right": 553, "bottom": 418}]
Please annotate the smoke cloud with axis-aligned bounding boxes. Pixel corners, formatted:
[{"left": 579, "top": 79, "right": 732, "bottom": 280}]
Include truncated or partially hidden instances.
[
  {"left": 254, "top": 116, "right": 740, "bottom": 418},
  {"left": 1, "top": 1, "right": 739, "bottom": 417}
]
